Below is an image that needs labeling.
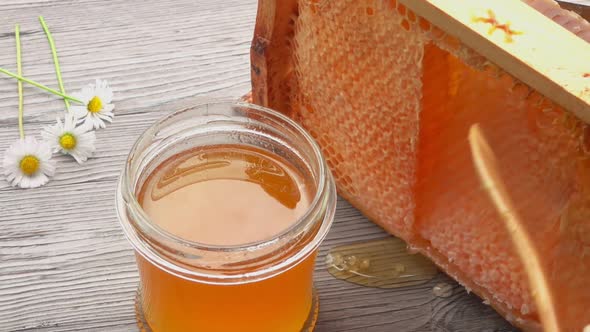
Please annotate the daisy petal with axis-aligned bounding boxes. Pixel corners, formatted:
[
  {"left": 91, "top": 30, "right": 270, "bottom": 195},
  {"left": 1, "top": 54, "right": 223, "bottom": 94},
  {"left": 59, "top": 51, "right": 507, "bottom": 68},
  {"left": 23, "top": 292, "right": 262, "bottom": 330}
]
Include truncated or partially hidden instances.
[{"left": 98, "top": 113, "right": 113, "bottom": 123}]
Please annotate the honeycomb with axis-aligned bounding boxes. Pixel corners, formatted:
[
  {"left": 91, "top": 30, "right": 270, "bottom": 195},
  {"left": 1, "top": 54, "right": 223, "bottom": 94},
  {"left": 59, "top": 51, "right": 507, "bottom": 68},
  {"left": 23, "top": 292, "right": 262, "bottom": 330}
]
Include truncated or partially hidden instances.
[
  {"left": 293, "top": 0, "right": 423, "bottom": 239},
  {"left": 251, "top": 0, "right": 590, "bottom": 329}
]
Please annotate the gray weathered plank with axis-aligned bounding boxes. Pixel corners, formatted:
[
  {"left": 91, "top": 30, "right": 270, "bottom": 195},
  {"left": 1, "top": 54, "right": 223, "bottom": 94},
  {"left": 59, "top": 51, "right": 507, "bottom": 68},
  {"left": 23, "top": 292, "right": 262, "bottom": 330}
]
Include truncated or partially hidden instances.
[{"left": 0, "top": 1, "right": 517, "bottom": 331}]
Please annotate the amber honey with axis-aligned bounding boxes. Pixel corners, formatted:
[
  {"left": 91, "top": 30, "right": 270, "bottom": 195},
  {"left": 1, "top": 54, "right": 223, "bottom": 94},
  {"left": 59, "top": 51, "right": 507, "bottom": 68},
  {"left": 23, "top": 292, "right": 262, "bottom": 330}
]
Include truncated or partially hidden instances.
[
  {"left": 117, "top": 101, "right": 336, "bottom": 332},
  {"left": 135, "top": 252, "right": 317, "bottom": 332},
  {"left": 137, "top": 145, "right": 316, "bottom": 331}
]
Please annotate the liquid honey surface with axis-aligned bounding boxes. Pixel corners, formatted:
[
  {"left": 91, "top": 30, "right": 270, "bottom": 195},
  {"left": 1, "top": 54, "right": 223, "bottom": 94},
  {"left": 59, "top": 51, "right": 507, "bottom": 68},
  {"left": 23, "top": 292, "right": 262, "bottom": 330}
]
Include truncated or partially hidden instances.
[{"left": 139, "top": 144, "right": 313, "bottom": 245}]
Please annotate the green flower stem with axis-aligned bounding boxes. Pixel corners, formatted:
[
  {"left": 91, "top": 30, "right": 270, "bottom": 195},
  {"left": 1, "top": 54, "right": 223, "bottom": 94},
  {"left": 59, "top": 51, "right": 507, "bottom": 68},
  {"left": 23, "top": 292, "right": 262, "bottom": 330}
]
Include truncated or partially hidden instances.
[
  {"left": 39, "top": 16, "right": 70, "bottom": 111},
  {"left": 15, "top": 24, "right": 24, "bottom": 139},
  {"left": 0, "top": 67, "right": 83, "bottom": 104}
]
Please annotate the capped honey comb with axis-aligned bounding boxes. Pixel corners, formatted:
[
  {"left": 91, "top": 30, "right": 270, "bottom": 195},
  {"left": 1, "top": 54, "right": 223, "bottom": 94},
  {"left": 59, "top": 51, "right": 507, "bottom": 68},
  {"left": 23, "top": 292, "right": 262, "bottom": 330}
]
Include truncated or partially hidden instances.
[{"left": 251, "top": 0, "right": 590, "bottom": 330}]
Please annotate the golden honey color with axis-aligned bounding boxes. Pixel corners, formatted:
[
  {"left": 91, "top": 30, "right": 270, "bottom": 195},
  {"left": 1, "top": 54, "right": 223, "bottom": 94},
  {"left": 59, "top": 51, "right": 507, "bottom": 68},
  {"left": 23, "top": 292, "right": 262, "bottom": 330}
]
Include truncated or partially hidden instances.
[{"left": 136, "top": 144, "right": 317, "bottom": 332}]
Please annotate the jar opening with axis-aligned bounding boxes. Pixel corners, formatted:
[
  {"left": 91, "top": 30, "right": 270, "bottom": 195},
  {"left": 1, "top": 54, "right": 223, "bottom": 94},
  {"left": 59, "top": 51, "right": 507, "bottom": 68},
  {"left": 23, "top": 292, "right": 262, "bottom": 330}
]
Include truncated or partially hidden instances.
[
  {"left": 116, "top": 101, "right": 336, "bottom": 284},
  {"left": 136, "top": 143, "right": 318, "bottom": 247}
]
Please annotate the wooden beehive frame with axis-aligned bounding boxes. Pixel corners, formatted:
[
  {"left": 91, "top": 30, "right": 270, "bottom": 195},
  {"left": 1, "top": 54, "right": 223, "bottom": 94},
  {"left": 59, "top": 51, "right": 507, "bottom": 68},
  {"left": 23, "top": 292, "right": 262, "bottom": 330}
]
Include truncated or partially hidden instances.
[
  {"left": 249, "top": 1, "right": 590, "bottom": 330},
  {"left": 400, "top": 0, "right": 590, "bottom": 121},
  {"left": 252, "top": 0, "right": 590, "bottom": 121}
]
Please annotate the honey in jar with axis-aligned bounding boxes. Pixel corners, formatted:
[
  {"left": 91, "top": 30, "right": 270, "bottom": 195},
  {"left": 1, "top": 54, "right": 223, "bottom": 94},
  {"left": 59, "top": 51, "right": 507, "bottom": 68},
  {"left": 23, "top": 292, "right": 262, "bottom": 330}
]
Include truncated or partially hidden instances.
[
  {"left": 117, "top": 101, "right": 336, "bottom": 332},
  {"left": 137, "top": 145, "right": 315, "bottom": 331}
]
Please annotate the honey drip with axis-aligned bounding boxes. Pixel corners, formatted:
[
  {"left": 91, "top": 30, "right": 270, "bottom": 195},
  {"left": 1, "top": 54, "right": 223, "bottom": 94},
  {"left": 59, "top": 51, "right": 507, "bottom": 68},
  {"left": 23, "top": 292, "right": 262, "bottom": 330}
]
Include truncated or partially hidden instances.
[{"left": 325, "top": 237, "right": 438, "bottom": 288}]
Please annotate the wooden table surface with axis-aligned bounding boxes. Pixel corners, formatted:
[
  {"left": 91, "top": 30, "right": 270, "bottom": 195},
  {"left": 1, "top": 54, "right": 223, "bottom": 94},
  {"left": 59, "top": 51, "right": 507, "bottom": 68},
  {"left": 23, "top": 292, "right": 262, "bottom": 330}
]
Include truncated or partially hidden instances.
[{"left": 0, "top": 1, "right": 519, "bottom": 331}]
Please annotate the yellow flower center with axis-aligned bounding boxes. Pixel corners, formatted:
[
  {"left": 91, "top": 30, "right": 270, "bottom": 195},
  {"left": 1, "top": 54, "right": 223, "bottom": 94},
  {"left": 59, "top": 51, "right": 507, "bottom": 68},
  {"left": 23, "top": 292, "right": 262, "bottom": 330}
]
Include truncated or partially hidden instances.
[
  {"left": 87, "top": 96, "right": 103, "bottom": 113},
  {"left": 20, "top": 155, "right": 40, "bottom": 176},
  {"left": 59, "top": 133, "right": 77, "bottom": 150}
]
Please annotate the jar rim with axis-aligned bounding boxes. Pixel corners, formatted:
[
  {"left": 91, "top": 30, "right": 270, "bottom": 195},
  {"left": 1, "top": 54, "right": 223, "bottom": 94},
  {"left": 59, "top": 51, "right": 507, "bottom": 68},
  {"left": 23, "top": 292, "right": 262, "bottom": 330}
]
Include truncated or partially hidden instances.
[{"left": 116, "top": 99, "right": 336, "bottom": 283}]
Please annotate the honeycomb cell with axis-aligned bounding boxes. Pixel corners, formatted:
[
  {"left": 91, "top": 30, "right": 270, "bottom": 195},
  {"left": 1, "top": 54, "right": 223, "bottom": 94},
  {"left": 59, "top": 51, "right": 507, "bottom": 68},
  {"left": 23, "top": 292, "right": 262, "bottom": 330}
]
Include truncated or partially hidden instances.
[
  {"left": 397, "top": 3, "right": 406, "bottom": 16},
  {"left": 419, "top": 17, "right": 430, "bottom": 31},
  {"left": 401, "top": 19, "right": 410, "bottom": 31},
  {"left": 407, "top": 10, "right": 416, "bottom": 22}
]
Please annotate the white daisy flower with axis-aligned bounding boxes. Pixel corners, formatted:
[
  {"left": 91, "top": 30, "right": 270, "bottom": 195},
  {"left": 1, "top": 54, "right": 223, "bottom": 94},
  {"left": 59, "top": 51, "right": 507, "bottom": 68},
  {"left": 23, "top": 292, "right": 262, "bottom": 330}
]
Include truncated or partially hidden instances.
[
  {"left": 42, "top": 114, "right": 96, "bottom": 164},
  {"left": 70, "top": 79, "right": 114, "bottom": 129},
  {"left": 3, "top": 136, "right": 56, "bottom": 188}
]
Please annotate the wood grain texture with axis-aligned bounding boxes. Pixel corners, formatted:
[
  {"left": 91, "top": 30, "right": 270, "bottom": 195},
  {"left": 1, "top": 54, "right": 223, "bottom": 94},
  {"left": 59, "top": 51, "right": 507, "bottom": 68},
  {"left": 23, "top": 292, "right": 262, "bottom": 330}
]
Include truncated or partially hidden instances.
[{"left": 0, "top": 1, "right": 517, "bottom": 331}]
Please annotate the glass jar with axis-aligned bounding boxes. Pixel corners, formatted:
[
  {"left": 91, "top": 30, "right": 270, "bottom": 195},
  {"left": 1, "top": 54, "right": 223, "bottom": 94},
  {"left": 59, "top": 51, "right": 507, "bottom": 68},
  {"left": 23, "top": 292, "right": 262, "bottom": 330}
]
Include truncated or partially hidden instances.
[{"left": 116, "top": 100, "right": 337, "bottom": 332}]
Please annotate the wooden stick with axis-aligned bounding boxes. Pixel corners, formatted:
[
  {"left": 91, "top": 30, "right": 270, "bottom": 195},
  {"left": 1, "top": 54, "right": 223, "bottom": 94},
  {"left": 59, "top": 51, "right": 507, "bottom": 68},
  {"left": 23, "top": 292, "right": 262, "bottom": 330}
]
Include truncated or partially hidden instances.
[
  {"left": 401, "top": 0, "right": 590, "bottom": 123},
  {"left": 468, "top": 124, "right": 560, "bottom": 332}
]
